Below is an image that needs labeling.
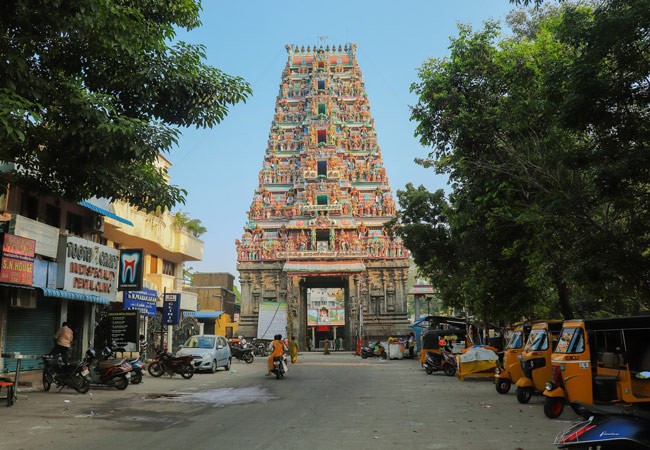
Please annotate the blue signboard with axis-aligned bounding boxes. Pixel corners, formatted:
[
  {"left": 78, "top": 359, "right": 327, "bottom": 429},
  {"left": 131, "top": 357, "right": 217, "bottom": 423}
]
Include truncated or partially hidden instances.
[
  {"left": 124, "top": 288, "right": 157, "bottom": 318},
  {"left": 162, "top": 293, "right": 181, "bottom": 325}
]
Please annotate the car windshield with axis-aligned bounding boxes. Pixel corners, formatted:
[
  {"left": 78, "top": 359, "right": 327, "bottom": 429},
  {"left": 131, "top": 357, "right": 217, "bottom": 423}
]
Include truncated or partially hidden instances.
[
  {"left": 184, "top": 336, "right": 215, "bottom": 349},
  {"left": 505, "top": 331, "right": 524, "bottom": 350},
  {"left": 524, "top": 329, "right": 548, "bottom": 351},
  {"left": 554, "top": 327, "right": 585, "bottom": 354}
]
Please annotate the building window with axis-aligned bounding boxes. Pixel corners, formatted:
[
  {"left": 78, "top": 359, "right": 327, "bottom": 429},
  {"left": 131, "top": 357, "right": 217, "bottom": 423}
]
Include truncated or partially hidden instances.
[
  {"left": 317, "top": 79, "right": 325, "bottom": 90},
  {"left": 317, "top": 130, "right": 326, "bottom": 143},
  {"left": 162, "top": 259, "right": 176, "bottom": 276},
  {"left": 20, "top": 194, "right": 39, "bottom": 220},
  {"left": 318, "top": 103, "right": 326, "bottom": 115},
  {"left": 65, "top": 212, "right": 83, "bottom": 236},
  {"left": 45, "top": 204, "right": 60, "bottom": 228},
  {"left": 317, "top": 161, "right": 327, "bottom": 176}
]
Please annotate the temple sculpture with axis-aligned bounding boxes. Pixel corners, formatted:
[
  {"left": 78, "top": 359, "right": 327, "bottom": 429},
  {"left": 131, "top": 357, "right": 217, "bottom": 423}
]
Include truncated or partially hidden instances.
[{"left": 236, "top": 44, "right": 410, "bottom": 350}]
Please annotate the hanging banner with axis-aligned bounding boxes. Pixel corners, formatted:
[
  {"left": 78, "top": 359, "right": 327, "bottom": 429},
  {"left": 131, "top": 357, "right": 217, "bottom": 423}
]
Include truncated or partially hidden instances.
[
  {"left": 124, "top": 288, "right": 157, "bottom": 317},
  {"left": 307, "top": 287, "right": 345, "bottom": 326},
  {"left": 118, "top": 249, "right": 144, "bottom": 291},
  {"left": 257, "top": 301, "right": 287, "bottom": 340},
  {"left": 162, "top": 293, "right": 181, "bottom": 325}
]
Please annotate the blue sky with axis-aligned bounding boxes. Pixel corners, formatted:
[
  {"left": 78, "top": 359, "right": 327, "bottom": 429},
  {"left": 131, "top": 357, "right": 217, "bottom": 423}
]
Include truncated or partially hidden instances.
[{"left": 168, "top": 1, "right": 517, "bottom": 280}]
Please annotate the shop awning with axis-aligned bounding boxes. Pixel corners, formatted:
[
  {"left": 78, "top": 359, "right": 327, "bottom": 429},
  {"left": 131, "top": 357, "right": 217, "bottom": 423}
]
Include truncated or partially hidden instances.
[
  {"left": 39, "top": 287, "right": 110, "bottom": 305},
  {"left": 183, "top": 311, "right": 224, "bottom": 319},
  {"left": 283, "top": 261, "right": 366, "bottom": 273},
  {"left": 79, "top": 200, "right": 134, "bottom": 227}
]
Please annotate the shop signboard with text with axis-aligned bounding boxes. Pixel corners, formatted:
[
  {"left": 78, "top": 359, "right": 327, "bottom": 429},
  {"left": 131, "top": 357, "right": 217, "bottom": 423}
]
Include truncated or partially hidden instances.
[
  {"left": 57, "top": 235, "right": 119, "bottom": 302},
  {"left": 124, "top": 288, "right": 157, "bottom": 317},
  {"left": 0, "top": 233, "right": 35, "bottom": 286}
]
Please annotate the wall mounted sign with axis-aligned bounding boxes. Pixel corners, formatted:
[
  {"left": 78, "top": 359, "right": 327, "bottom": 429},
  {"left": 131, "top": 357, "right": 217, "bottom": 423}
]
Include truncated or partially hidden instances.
[
  {"left": 57, "top": 235, "right": 119, "bottom": 302},
  {"left": 0, "top": 233, "right": 36, "bottom": 286},
  {"left": 118, "top": 249, "right": 144, "bottom": 291},
  {"left": 124, "top": 288, "right": 157, "bottom": 317}
]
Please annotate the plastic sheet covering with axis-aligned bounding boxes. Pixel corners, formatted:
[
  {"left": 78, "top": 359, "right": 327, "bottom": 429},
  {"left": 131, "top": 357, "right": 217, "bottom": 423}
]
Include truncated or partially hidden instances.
[{"left": 459, "top": 346, "right": 499, "bottom": 363}]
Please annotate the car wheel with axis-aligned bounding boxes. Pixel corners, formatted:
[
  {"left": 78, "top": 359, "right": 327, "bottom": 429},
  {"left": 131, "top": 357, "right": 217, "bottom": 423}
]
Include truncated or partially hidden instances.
[
  {"left": 225, "top": 358, "right": 231, "bottom": 371},
  {"left": 211, "top": 360, "right": 218, "bottom": 373}
]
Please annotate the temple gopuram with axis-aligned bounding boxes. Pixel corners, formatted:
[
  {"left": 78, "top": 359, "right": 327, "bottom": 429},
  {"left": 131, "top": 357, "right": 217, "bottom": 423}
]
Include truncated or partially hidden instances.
[{"left": 236, "top": 44, "right": 410, "bottom": 350}]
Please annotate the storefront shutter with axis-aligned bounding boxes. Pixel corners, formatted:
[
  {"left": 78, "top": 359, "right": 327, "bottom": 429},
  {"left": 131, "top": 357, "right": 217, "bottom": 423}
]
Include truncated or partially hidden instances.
[{"left": 3, "top": 299, "right": 59, "bottom": 372}]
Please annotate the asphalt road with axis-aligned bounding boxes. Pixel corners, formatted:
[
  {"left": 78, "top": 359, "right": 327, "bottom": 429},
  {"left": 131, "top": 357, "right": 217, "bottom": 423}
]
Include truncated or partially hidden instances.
[{"left": 0, "top": 352, "right": 577, "bottom": 450}]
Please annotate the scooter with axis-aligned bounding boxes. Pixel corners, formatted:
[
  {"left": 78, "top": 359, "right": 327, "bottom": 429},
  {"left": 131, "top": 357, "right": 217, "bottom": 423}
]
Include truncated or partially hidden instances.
[
  {"left": 147, "top": 348, "right": 194, "bottom": 379},
  {"left": 42, "top": 355, "right": 91, "bottom": 394},
  {"left": 423, "top": 347, "right": 457, "bottom": 376},
  {"left": 360, "top": 342, "right": 387, "bottom": 360},
  {"left": 101, "top": 346, "right": 145, "bottom": 385},
  {"left": 84, "top": 348, "right": 132, "bottom": 390},
  {"left": 555, "top": 402, "right": 650, "bottom": 449},
  {"left": 230, "top": 345, "right": 255, "bottom": 363}
]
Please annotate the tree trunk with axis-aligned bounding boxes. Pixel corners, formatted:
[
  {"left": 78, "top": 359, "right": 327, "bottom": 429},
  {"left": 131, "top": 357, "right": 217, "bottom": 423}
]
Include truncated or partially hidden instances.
[{"left": 551, "top": 265, "right": 574, "bottom": 319}]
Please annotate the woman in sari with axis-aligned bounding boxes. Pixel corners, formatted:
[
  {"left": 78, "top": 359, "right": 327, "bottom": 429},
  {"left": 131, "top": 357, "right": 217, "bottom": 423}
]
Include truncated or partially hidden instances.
[
  {"left": 267, "top": 334, "right": 286, "bottom": 375},
  {"left": 288, "top": 336, "right": 299, "bottom": 363}
]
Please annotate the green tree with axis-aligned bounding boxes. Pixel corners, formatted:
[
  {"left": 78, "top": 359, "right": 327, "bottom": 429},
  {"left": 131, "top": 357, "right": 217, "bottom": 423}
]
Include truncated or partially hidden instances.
[
  {"left": 399, "top": 1, "right": 650, "bottom": 323},
  {"left": 0, "top": 0, "right": 251, "bottom": 211}
]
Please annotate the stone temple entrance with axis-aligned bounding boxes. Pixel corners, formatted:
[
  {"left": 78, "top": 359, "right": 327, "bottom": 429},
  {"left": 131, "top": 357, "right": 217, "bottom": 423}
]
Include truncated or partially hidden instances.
[
  {"left": 301, "top": 277, "right": 349, "bottom": 350},
  {"left": 236, "top": 44, "right": 411, "bottom": 350}
]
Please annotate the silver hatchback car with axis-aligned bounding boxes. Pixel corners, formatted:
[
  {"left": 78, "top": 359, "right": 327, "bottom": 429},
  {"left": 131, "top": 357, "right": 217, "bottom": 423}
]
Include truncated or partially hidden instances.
[{"left": 176, "top": 335, "right": 232, "bottom": 373}]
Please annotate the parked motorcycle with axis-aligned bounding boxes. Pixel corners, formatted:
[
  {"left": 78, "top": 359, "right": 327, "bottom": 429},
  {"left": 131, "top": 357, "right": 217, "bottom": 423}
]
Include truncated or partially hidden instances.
[
  {"left": 84, "top": 348, "right": 132, "bottom": 390},
  {"left": 272, "top": 354, "right": 288, "bottom": 379},
  {"left": 555, "top": 402, "right": 650, "bottom": 449},
  {"left": 147, "top": 348, "right": 194, "bottom": 379},
  {"left": 360, "top": 342, "right": 387, "bottom": 360},
  {"left": 252, "top": 339, "right": 268, "bottom": 357},
  {"left": 231, "top": 345, "right": 255, "bottom": 363},
  {"left": 423, "top": 347, "right": 457, "bottom": 377},
  {"left": 101, "top": 346, "right": 145, "bottom": 384},
  {"left": 42, "top": 355, "right": 91, "bottom": 394}
]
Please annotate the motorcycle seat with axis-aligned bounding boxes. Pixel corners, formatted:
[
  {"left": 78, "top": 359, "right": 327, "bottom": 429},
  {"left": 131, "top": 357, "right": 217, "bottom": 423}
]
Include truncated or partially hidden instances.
[{"left": 98, "top": 359, "right": 127, "bottom": 369}]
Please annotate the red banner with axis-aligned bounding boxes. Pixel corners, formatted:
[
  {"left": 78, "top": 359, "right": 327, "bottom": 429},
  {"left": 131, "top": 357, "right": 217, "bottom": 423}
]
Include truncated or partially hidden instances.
[
  {"left": 0, "top": 234, "right": 35, "bottom": 286},
  {"left": 317, "top": 326, "right": 330, "bottom": 332}
]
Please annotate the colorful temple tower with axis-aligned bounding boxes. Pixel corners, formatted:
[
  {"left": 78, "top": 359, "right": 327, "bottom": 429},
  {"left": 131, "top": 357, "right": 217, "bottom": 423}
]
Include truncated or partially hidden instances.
[{"left": 236, "top": 44, "right": 410, "bottom": 349}]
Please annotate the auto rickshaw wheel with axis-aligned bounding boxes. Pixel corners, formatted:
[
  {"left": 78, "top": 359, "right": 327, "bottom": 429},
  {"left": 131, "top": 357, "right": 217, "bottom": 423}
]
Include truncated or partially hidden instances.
[
  {"left": 495, "top": 378, "right": 511, "bottom": 394},
  {"left": 516, "top": 386, "right": 533, "bottom": 404},
  {"left": 543, "top": 397, "right": 564, "bottom": 418}
]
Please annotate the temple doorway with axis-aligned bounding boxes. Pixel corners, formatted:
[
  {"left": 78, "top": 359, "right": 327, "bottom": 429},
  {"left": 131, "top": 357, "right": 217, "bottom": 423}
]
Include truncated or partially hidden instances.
[{"left": 300, "top": 276, "right": 351, "bottom": 351}]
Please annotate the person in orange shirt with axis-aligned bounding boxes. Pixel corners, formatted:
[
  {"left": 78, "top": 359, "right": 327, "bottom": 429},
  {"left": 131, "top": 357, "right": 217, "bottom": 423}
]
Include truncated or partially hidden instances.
[{"left": 266, "top": 334, "right": 286, "bottom": 375}]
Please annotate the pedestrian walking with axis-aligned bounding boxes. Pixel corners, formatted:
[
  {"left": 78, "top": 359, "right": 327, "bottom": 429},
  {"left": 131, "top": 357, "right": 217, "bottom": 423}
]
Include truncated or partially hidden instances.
[
  {"left": 53, "top": 322, "right": 73, "bottom": 364},
  {"left": 289, "top": 336, "right": 299, "bottom": 363},
  {"left": 334, "top": 336, "right": 341, "bottom": 351},
  {"left": 307, "top": 336, "right": 312, "bottom": 352},
  {"left": 323, "top": 338, "right": 331, "bottom": 355}
]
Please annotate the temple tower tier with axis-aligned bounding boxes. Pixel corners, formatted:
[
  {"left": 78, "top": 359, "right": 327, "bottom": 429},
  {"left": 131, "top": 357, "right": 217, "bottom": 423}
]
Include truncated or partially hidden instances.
[{"left": 236, "top": 44, "right": 410, "bottom": 350}]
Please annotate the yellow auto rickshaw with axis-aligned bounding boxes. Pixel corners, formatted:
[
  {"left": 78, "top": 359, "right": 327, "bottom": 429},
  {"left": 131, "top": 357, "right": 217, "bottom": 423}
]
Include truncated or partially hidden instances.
[
  {"left": 543, "top": 315, "right": 650, "bottom": 418},
  {"left": 495, "top": 322, "right": 530, "bottom": 394},
  {"left": 514, "top": 321, "right": 562, "bottom": 403}
]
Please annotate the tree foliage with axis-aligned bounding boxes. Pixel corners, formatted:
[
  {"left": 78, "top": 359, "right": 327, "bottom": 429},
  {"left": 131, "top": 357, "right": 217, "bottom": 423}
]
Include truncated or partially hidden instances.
[
  {"left": 0, "top": 0, "right": 251, "bottom": 211},
  {"left": 396, "top": 0, "right": 650, "bottom": 324}
]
